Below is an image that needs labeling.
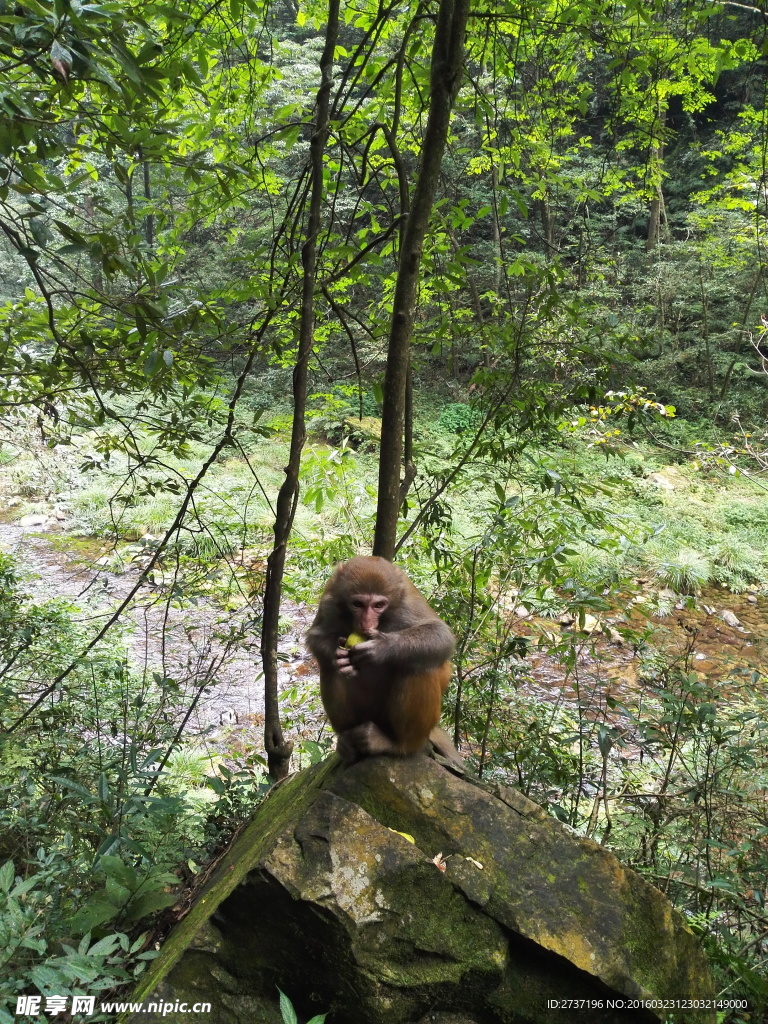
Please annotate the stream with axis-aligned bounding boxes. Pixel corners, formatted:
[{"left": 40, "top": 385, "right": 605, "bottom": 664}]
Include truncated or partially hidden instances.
[
  {"left": 2, "top": 521, "right": 766, "bottom": 753},
  {"left": 0, "top": 523, "right": 313, "bottom": 739},
  {"left": 512, "top": 582, "right": 768, "bottom": 739}
]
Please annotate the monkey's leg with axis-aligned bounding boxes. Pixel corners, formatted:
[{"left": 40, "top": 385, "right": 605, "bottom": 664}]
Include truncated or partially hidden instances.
[
  {"left": 338, "top": 722, "right": 464, "bottom": 765},
  {"left": 337, "top": 722, "right": 399, "bottom": 762},
  {"left": 385, "top": 670, "right": 444, "bottom": 755},
  {"left": 337, "top": 669, "right": 449, "bottom": 761}
]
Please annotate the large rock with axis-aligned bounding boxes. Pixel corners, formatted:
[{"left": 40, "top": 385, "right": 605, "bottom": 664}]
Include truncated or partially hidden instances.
[
  {"left": 126, "top": 757, "right": 715, "bottom": 1024},
  {"left": 18, "top": 513, "right": 49, "bottom": 527}
]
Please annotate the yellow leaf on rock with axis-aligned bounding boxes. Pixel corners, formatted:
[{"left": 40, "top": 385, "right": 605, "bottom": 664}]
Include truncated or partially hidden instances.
[{"left": 388, "top": 828, "right": 415, "bottom": 844}]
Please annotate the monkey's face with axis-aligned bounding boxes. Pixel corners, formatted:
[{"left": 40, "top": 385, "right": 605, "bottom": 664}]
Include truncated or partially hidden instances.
[{"left": 349, "top": 594, "right": 389, "bottom": 635}]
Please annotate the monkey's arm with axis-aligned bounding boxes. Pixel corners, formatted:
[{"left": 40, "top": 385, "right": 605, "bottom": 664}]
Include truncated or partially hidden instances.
[
  {"left": 306, "top": 598, "right": 345, "bottom": 668},
  {"left": 346, "top": 618, "right": 455, "bottom": 673}
]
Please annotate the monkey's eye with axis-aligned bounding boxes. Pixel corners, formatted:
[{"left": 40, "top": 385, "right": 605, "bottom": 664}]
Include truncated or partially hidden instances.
[{"left": 373, "top": 599, "right": 388, "bottom": 611}]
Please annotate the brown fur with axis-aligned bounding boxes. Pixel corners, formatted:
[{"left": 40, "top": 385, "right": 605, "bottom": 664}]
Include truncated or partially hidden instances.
[{"left": 307, "top": 556, "right": 461, "bottom": 763}]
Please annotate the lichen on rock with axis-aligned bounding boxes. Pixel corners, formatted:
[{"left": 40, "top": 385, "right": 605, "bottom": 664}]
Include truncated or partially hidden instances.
[{"left": 125, "top": 756, "right": 715, "bottom": 1024}]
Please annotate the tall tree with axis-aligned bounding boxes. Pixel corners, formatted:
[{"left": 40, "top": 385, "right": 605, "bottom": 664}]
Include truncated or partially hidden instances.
[
  {"left": 372, "top": 0, "right": 470, "bottom": 559},
  {"left": 261, "top": 0, "right": 341, "bottom": 780}
]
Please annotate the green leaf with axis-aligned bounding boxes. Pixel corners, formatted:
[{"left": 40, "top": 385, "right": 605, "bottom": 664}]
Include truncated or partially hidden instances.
[
  {"left": 100, "top": 856, "right": 139, "bottom": 890},
  {"left": 69, "top": 895, "right": 121, "bottom": 934},
  {"left": 10, "top": 876, "right": 38, "bottom": 898},
  {"left": 0, "top": 860, "right": 14, "bottom": 893},
  {"left": 50, "top": 39, "right": 71, "bottom": 65},
  {"left": 197, "top": 45, "right": 209, "bottom": 79},
  {"left": 597, "top": 725, "right": 613, "bottom": 758},
  {"left": 124, "top": 889, "right": 177, "bottom": 922},
  {"left": 136, "top": 42, "right": 163, "bottom": 65},
  {"left": 144, "top": 350, "right": 161, "bottom": 377},
  {"left": 106, "top": 875, "right": 132, "bottom": 905},
  {"left": 278, "top": 989, "right": 299, "bottom": 1024},
  {"left": 29, "top": 964, "right": 66, "bottom": 991},
  {"left": 87, "top": 934, "right": 121, "bottom": 957},
  {"left": 129, "top": 931, "right": 150, "bottom": 954},
  {"left": 51, "top": 776, "right": 95, "bottom": 800}
]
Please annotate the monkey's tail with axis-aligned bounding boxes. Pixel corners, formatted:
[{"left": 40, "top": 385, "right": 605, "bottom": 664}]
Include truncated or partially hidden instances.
[{"left": 429, "top": 726, "right": 464, "bottom": 768}]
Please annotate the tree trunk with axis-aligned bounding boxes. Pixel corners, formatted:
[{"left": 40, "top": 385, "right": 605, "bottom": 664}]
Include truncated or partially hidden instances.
[
  {"left": 83, "top": 194, "right": 103, "bottom": 292},
  {"left": 143, "top": 160, "right": 154, "bottom": 248},
  {"left": 540, "top": 194, "right": 554, "bottom": 258},
  {"left": 699, "top": 266, "right": 715, "bottom": 402},
  {"left": 646, "top": 191, "right": 661, "bottom": 251},
  {"left": 491, "top": 162, "right": 502, "bottom": 297},
  {"left": 645, "top": 109, "right": 667, "bottom": 252},
  {"left": 260, "top": 0, "right": 339, "bottom": 779},
  {"left": 373, "top": 0, "right": 470, "bottom": 559}
]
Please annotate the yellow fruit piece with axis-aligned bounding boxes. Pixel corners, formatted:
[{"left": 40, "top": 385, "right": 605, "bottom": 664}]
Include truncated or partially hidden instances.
[{"left": 345, "top": 632, "right": 366, "bottom": 648}]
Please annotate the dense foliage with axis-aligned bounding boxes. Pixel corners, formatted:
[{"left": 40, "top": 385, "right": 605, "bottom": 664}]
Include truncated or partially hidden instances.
[{"left": 1, "top": 0, "right": 768, "bottom": 1017}]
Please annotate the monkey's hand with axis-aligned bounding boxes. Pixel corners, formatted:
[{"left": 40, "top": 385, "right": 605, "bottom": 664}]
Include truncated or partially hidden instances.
[
  {"left": 334, "top": 638, "right": 358, "bottom": 677},
  {"left": 335, "top": 632, "right": 386, "bottom": 676}
]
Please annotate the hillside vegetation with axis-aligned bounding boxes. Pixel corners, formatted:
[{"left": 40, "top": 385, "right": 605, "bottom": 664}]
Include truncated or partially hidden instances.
[{"left": 1, "top": 0, "right": 768, "bottom": 1018}]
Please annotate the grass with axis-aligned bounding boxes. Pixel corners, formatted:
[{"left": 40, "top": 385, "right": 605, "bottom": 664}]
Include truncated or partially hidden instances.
[
  {"left": 646, "top": 547, "right": 713, "bottom": 594},
  {"left": 3, "top": 392, "right": 768, "bottom": 601},
  {"left": 553, "top": 436, "right": 768, "bottom": 595}
]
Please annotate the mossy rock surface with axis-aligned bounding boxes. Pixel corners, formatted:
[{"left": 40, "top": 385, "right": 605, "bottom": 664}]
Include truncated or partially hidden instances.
[{"left": 125, "top": 756, "right": 715, "bottom": 1024}]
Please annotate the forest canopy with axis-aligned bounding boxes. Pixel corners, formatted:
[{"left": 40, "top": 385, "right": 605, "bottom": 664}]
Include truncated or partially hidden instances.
[{"left": 1, "top": 0, "right": 768, "bottom": 1018}]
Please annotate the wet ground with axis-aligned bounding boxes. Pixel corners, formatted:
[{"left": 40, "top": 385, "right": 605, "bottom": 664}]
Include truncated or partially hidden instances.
[
  {"left": 0, "top": 523, "right": 314, "bottom": 738},
  {"left": 2, "top": 521, "right": 765, "bottom": 755},
  {"left": 510, "top": 584, "right": 768, "bottom": 735}
]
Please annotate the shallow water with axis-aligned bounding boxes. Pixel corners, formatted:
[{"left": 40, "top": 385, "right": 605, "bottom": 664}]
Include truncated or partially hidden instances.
[
  {"left": 3, "top": 522, "right": 765, "bottom": 755},
  {"left": 0, "top": 523, "right": 310, "bottom": 735},
  {"left": 513, "top": 585, "right": 767, "bottom": 732}
]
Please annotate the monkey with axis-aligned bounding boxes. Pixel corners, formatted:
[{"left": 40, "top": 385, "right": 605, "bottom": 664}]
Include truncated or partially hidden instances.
[{"left": 306, "top": 555, "right": 462, "bottom": 765}]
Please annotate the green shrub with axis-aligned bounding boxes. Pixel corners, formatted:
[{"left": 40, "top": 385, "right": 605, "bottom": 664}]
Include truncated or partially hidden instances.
[
  {"left": 437, "top": 402, "right": 480, "bottom": 435},
  {"left": 722, "top": 501, "right": 768, "bottom": 531},
  {"left": 565, "top": 546, "right": 631, "bottom": 589},
  {"left": 0, "top": 550, "right": 267, "bottom": 1010},
  {"left": 306, "top": 385, "right": 379, "bottom": 443},
  {"left": 0, "top": 857, "right": 156, "bottom": 1024},
  {"left": 647, "top": 547, "right": 712, "bottom": 594},
  {"left": 709, "top": 539, "right": 765, "bottom": 591},
  {"left": 630, "top": 479, "right": 664, "bottom": 505},
  {"left": 476, "top": 687, "right": 591, "bottom": 810}
]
